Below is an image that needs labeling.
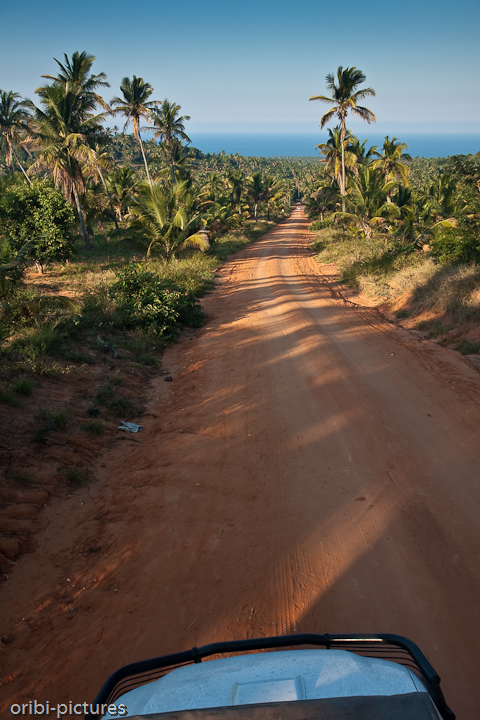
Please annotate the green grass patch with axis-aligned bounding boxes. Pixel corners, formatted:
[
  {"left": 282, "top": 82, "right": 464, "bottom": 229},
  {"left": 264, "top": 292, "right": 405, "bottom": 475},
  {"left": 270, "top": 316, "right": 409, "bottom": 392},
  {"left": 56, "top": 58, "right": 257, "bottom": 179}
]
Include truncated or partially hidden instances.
[
  {"left": 12, "top": 378, "right": 35, "bottom": 395},
  {"left": 64, "top": 466, "right": 89, "bottom": 487},
  {"left": 92, "top": 378, "right": 138, "bottom": 418},
  {"left": 416, "top": 320, "right": 449, "bottom": 338},
  {"left": 80, "top": 420, "right": 105, "bottom": 435},
  {"left": 455, "top": 339, "right": 480, "bottom": 354},
  {"left": 0, "top": 387, "right": 21, "bottom": 406},
  {"left": 36, "top": 404, "right": 71, "bottom": 429},
  {"left": 50, "top": 406, "right": 70, "bottom": 428},
  {"left": 139, "top": 352, "right": 158, "bottom": 367}
]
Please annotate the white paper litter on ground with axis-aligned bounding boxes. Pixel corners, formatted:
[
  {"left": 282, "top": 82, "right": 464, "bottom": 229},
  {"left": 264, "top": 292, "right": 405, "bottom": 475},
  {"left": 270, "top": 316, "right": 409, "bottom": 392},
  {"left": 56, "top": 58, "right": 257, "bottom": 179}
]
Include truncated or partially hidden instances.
[{"left": 118, "top": 422, "right": 143, "bottom": 433}]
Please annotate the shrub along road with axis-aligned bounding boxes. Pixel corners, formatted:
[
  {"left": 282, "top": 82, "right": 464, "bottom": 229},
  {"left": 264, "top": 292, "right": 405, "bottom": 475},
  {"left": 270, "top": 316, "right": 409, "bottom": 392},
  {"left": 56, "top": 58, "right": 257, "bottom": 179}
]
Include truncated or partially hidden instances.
[{"left": 2, "top": 206, "right": 480, "bottom": 719}]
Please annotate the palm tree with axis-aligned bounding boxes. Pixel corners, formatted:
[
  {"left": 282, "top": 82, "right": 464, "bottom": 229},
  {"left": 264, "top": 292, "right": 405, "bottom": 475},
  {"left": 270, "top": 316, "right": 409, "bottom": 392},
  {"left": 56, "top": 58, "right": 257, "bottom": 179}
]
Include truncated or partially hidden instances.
[
  {"left": 310, "top": 67, "right": 376, "bottom": 210},
  {"left": 305, "top": 184, "right": 338, "bottom": 221},
  {"left": 421, "top": 171, "right": 464, "bottom": 224},
  {"left": 81, "top": 141, "right": 119, "bottom": 229},
  {"left": 154, "top": 138, "right": 194, "bottom": 185},
  {"left": 316, "top": 126, "right": 356, "bottom": 192},
  {"left": 262, "top": 176, "right": 285, "bottom": 220},
  {"left": 40, "top": 51, "right": 118, "bottom": 225},
  {"left": 40, "top": 51, "right": 109, "bottom": 109},
  {"left": 130, "top": 181, "right": 209, "bottom": 260},
  {"left": 226, "top": 169, "right": 245, "bottom": 215},
  {"left": 28, "top": 82, "right": 104, "bottom": 248},
  {"left": 371, "top": 136, "right": 412, "bottom": 202},
  {"left": 0, "top": 90, "right": 32, "bottom": 184},
  {"left": 106, "top": 166, "right": 139, "bottom": 222},
  {"left": 246, "top": 172, "right": 264, "bottom": 220},
  {"left": 347, "top": 136, "right": 378, "bottom": 167},
  {"left": 338, "top": 165, "right": 394, "bottom": 238},
  {"left": 110, "top": 76, "right": 159, "bottom": 186},
  {"left": 149, "top": 100, "right": 191, "bottom": 183}
]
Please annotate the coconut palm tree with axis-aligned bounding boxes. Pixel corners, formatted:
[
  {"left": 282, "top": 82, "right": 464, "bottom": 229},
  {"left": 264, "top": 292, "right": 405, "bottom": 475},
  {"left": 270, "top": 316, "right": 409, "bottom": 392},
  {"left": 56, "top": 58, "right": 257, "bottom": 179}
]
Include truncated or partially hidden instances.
[
  {"left": 149, "top": 100, "right": 191, "bottom": 183},
  {"left": 338, "top": 165, "right": 394, "bottom": 238},
  {"left": 154, "top": 138, "right": 194, "bottom": 185},
  {"left": 414, "top": 171, "right": 463, "bottom": 230},
  {"left": 371, "top": 136, "right": 412, "bottom": 202},
  {"left": 316, "top": 126, "right": 356, "bottom": 192},
  {"left": 226, "top": 169, "right": 245, "bottom": 215},
  {"left": 246, "top": 172, "right": 265, "bottom": 220},
  {"left": 347, "top": 136, "right": 378, "bottom": 167},
  {"left": 110, "top": 76, "right": 159, "bottom": 186},
  {"left": 80, "top": 141, "right": 119, "bottom": 229},
  {"left": 40, "top": 51, "right": 109, "bottom": 109},
  {"left": 262, "top": 176, "right": 285, "bottom": 220},
  {"left": 305, "top": 184, "right": 338, "bottom": 220},
  {"left": 310, "top": 67, "right": 376, "bottom": 211},
  {"left": 28, "top": 82, "right": 104, "bottom": 248},
  {"left": 130, "top": 181, "right": 209, "bottom": 260},
  {"left": 106, "top": 166, "right": 139, "bottom": 222},
  {"left": 0, "top": 90, "right": 32, "bottom": 184},
  {"left": 40, "top": 51, "right": 119, "bottom": 225}
]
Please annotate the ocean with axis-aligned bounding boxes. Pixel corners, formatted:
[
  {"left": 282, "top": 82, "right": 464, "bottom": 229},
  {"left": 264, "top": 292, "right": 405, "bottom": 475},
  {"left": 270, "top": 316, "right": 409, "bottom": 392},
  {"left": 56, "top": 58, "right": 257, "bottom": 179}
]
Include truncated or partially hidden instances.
[{"left": 189, "top": 133, "right": 480, "bottom": 159}]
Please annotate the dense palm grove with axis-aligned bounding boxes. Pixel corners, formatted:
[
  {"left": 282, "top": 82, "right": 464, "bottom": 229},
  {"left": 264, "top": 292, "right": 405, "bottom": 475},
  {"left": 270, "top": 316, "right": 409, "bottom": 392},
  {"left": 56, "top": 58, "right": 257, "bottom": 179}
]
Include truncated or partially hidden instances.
[
  {"left": 303, "top": 67, "right": 480, "bottom": 265},
  {"left": 0, "top": 55, "right": 479, "bottom": 363},
  {"left": 0, "top": 51, "right": 293, "bottom": 265}
]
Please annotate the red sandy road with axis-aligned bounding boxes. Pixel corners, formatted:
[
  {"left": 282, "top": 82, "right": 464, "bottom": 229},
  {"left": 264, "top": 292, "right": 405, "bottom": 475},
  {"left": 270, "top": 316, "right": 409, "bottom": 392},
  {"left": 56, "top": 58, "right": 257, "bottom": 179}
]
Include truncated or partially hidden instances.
[{"left": 2, "top": 206, "right": 480, "bottom": 718}]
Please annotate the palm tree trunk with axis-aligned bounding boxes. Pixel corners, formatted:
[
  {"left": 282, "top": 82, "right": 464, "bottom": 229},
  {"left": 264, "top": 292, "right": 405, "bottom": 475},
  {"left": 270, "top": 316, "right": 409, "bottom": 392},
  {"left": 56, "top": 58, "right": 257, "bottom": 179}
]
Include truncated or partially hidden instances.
[
  {"left": 12, "top": 148, "right": 32, "bottom": 186},
  {"left": 340, "top": 118, "right": 346, "bottom": 212},
  {"left": 166, "top": 136, "right": 175, "bottom": 184},
  {"left": 96, "top": 164, "right": 119, "bottom": 230},
  {"left": 72, "top": 185, "right": 92, "bottom": 249},
  {"left": 137, "top": 134, "right": 152, "bottom": 187}
]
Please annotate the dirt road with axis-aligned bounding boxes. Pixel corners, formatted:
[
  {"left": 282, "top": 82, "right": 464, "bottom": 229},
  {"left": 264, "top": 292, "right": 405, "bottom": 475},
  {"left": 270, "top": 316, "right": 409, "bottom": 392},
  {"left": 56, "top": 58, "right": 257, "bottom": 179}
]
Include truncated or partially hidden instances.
[{"left": 2, "top": 206, "right": 480, "bottom": 719}]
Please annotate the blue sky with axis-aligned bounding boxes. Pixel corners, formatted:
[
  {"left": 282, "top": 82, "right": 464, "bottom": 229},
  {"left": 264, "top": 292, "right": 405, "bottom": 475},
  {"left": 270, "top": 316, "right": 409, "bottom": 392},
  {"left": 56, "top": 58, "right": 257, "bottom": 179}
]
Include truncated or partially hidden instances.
[{"left": 2, "top": 0, "right": 479, "bottom": 133}]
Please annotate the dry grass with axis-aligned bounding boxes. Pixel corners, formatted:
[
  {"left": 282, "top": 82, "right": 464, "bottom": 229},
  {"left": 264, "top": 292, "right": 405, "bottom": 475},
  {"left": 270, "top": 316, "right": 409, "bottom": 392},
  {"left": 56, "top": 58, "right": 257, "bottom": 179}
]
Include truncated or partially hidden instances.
[
  {"left": 311, "top": 229, "right": 480, "bottom": 325},
  {"left": 411, "top": 264, "right": 480, "bottom": 319}
]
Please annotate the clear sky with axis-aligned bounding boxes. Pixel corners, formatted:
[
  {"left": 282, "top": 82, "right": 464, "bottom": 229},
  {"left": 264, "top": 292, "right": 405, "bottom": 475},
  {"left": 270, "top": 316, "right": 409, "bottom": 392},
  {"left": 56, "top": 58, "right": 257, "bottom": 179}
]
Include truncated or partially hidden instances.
[{"left": 2, "top": 0, "right": 479, "bottom": 134}]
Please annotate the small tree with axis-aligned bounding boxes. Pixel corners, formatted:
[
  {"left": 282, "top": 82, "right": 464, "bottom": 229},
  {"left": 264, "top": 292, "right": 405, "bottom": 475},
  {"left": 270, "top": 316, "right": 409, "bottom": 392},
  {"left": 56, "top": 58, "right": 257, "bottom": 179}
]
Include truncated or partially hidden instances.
[
  {"left": 130, "top": 181, "right": 209, "bottom": 260},
  {"left": 0, "top": 179, "right": 75, "bottom": 266}
]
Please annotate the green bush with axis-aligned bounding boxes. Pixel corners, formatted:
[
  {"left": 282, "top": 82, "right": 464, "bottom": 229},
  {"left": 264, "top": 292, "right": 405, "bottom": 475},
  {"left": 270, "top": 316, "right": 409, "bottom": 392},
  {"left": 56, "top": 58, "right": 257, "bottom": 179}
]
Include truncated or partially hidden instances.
[
  {"left": 310, "top": 219, "right": 334, "bottom": 232},
  {"left": 455, "top": 339, "right": 480, "bottom": 354},
  {"left": 0, "top": 179, "right": 75, "bottom": 265},
  {"left": 12, "top": 378, "right": 35, "bottom": 395},
  {"left": 430, "top": 222, "right": 480, "bottom": 264},
  {"left": 109, "top": 263, "right": 205, "bottom": 337},
  {"left": 80, "top": 420, "right": 105, "bottom": 434},
  {"left": 64, "top": 466, "right": 89, "bottom": 487}
]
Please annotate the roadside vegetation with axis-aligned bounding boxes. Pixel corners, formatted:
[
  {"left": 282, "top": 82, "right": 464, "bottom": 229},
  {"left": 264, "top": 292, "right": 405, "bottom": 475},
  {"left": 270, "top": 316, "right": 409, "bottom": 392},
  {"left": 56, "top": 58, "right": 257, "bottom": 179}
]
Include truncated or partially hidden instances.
[
  {"left": 305, "top": 67, "right": 480, "bottom": 350},
  {"left": 0, "top": 50, "right": 289, "bottom": 526},
  {"left": 0, "top": 52, "right": 293, "bottom": 383}
]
